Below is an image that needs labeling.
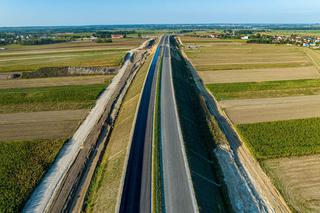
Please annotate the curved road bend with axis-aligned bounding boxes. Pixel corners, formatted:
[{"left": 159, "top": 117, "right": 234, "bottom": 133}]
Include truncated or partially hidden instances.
[
  {"left": 119, "top": 37, "right": 164, "bottom": 213},
  {"left": 160, "top": 36, "right": 199, "bottom": 213}
]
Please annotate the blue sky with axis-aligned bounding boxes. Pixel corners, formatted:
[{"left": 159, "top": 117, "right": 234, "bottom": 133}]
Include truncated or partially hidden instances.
[{"left": 1, "top": 0, "right": 320, "bottom": 27}]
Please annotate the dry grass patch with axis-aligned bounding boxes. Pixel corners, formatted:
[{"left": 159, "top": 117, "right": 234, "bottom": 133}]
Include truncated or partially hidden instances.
[
  {"left": 0, "top": 110, "right": 87, "bottom": 141},
  {"left": 85, "top": 53, "right": 153, "bottom": 213},
  {"left": 264, "top": 155, "right": 320, "bottom": 212}
]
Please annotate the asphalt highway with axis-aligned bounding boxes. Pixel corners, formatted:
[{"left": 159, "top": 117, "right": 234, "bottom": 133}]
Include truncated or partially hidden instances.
[
  {"left": 120, "top": 35, "right": 198, "bottom": 213},
  {"left": 119, "top": 38, "right": 162, "bottom": 213},
  {"left": 160, "top": 35, "right": 198, "bottom": 213}
]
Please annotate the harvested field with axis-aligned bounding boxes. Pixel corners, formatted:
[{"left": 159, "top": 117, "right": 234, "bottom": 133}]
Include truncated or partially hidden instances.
[
  {"left": 264, "top": 155, "right": 320, "bottom": 212},
  {"left": 0, "top": 75, "right": 113, "bottom": 89},
  {"left": 85, "top": 52, "right": 153, "bottom": 213},
  {"left": 0, "top": 39, "right": 145, "bottom": 73},
  {"left": 237, "top": 118, "right": 320, "bottom": 160},
  {"left": 181, "top": 37, "right": 311, "bottom": 71},
  {"left": 0, "top": 110, "right": 87, "bottom": 141},
  {"left": 199, "top": 66, "right": 320, "bottom": 83},
  {"left": 220, "top": 95, "right": 320, "bottom": 124},
  {"left": 304, "top": 48, "right": 320, "bottom": 70},
  {"left": 208, "top": 79, "right": 320, "bottom": 101}
]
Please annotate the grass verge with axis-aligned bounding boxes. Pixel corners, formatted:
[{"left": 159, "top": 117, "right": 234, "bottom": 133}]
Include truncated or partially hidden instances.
[
  {"left": 0, "top": 84, "right": 107, "bottom": 113},
  {"left": 152, "top": 53, "right": 162, "bottom": 213},
  {"left": 0, "top": 139, "right": 66, "bottom": 212},
  {"left": 208, "top": 79, "right": 320, "bottom": 101},
  {"left": 237, "top": 118, "right": 320, "bottom": 160}
]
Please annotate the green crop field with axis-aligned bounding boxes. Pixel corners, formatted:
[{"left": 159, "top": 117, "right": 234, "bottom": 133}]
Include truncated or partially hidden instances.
[
  {"left": 237, "top": 118, "right": 320, "bottom": 160},
  {"left": 0, "top": 84, "right": 107, "bottom": 113},
  {"left": 208, "top": 79, "right": 320, "bottom": 100},
  {"left": 0, "top": 139, "right": 65, "bottom": 212},
  {"left": 0, "top": 38, "right": 144, "bottom": 73}
]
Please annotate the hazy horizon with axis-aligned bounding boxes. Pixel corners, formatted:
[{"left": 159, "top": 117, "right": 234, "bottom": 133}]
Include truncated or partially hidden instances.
[{"left": 1, "top": 0, "right": 320, "bottom": 27}]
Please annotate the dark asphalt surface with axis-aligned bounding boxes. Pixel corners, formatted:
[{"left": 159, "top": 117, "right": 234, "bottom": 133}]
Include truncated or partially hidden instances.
[
  {"left": 119, "top": 39, "right": 162, "bottom": 213},
  {"left": 160, "top": 36, "right": 198, "bottom": 213}
]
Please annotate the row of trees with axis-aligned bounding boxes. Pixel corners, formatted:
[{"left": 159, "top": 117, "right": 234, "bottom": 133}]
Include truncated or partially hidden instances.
[{"left": 20, "top": 38, "right": 68, "bottom": 45}]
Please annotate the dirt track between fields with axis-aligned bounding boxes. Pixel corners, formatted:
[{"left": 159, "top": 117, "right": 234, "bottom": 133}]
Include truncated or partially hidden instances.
[
  {"left": 265, "top": 155, "right": 320, "bottom": 212},
  {"left": 199, "top": 66, "right": 320, "bottom": 83},
  {"left": 220, "top": 95, "right": 320, "bottom": 124},
  {"left": 0, "top": 110, "right": 87, "bottom": 141}
]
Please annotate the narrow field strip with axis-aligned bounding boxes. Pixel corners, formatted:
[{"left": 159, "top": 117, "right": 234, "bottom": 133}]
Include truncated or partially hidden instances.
[
  {"left": 199, "top": 66, "right": 320, "bottom": 84},
  {"left": 207, "top": 78, "right": 320, "bottom": 101},
  {"left": 0, "top": 84, "right": 107, "bottom": 113},
  {"left": 0, "top": 75, "right": 113, "bottom": 89},
  {"left": 220, "top": 95, "right": 320, "bottom": 124},
  {"left": 0, "top": 110, "right": 87, "bottom": 141}
]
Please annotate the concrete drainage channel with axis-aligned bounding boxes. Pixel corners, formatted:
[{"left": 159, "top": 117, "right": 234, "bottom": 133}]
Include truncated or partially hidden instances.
[{"left": 23, "top": 39, "right": 156, "bottom": 213}]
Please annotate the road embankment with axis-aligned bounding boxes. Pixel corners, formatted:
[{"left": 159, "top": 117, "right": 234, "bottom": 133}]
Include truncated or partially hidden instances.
[
  {"left": 176, "top": 36, "right": 291, "bottom": 213},
  {"left": 170, "top": 37, "right": 229, "bottom": 212}
]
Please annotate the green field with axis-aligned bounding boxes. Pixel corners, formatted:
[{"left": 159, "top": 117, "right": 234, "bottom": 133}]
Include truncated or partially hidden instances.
[
  {"left": 0, "top": 84, "right": 107, "bottom": 113},
  {"left": 0, "top": 39, "right": 144, "bottom": 72},
  {"left": 237, "top": 118, "right": 320, "bottom": 160},
  {"left": 0, "top": 139, "right": 65, "bottom": 212},
  {"left": 208, "top": 79, "right": 320, "bottom": 100}
]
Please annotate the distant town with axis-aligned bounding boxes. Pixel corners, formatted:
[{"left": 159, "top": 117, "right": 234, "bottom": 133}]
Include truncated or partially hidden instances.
[
  {"left": 188, "top": 30, "right": 320, "bottom": 48},
  {"left": 0, "top": 30, "right": 141, "bottom": 47}
]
